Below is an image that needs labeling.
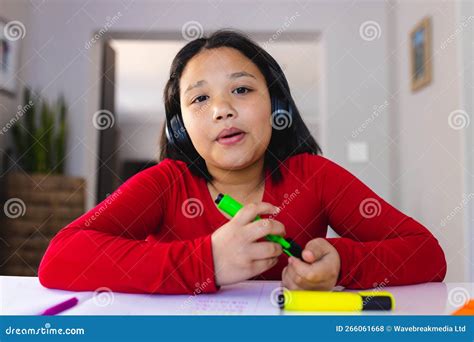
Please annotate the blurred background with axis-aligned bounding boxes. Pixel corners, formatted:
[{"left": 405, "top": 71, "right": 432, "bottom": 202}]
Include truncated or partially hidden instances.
[{"left": 0, "top": 0, "right": 472, "bottom": 284}]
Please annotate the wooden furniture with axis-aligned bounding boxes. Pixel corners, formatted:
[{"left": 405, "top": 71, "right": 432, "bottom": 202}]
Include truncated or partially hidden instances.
[{"left": 1, "top": 173, "right": 85, "bottom": 276}]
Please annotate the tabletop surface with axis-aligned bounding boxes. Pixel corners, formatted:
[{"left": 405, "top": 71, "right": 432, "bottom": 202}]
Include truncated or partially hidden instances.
[{"left": 0, "top": 276, "right": 471, "bottom": 315}]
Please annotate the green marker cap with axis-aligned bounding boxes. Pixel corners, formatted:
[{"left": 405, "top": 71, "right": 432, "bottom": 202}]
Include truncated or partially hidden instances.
[{"left": 215, "top": 193, "right": 302, "bottom": 259}]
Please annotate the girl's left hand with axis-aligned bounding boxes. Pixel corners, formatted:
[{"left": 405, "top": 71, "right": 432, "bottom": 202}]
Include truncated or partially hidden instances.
[{"left": 281, "top": 238, "right": 341, "bottom": 291}]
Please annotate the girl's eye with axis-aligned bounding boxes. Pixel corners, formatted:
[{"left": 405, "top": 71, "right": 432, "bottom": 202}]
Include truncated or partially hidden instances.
[
  {"left": 233, "top": 87, "right": 252, "bottom": 95},
  {"left": 191, "top": 87, "right": 251, "bottom": 104},
  {"left": 192, "top": 95, "right": 208, "bottom": 104}
]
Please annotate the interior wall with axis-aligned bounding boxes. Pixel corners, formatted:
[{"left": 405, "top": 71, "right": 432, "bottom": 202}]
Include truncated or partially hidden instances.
[
  {"left": 391, "top": 0, "right": 469, "bottom": 282},
  {"left": 0, "top": 0, "right": 30, "bottom": 171},
  {"left": 458, "top": 0, "right": 473, "bottom": 281},
  {"left": 12, "top": 0, "right": 391, "bottom": 220},
  {"left": 111, "top": 38, "right": 322, "bottom": 165},
  {"left": 1, "top": 0, "right": 470, "bottom": 282}
]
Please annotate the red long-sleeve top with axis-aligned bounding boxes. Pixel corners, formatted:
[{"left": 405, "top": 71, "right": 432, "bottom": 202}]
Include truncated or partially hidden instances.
[{"left": 38, "top": 152, "right": 446, "bottom": 294}]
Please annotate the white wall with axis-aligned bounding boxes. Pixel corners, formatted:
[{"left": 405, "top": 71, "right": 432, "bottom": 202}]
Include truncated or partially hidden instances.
[
  {"left": 459, "top": 0, "right": 474, "bottom": 281},
  {"left": 11, "top": 0, "right": 392, "bottom": 215},
  {"left": 0, "top": 0, "right": 30, "bottom": 169},
  {"left": 116, "top": 122, "right": 162, "bottom": 162},
  {"left": 111, "top": 39, "right": 322, "bottom": 164},
  {"left": 390, "top": 0, "right": 469, "bottom": 282},
  {"left": 2, "top": 0, "right": 470, "bottom": 282},
  {"left": 111, "top": 39, "right": 182, "bottom": 126},
  {"left": 324, "top": 1, "right": 391, "bottom": 202}
]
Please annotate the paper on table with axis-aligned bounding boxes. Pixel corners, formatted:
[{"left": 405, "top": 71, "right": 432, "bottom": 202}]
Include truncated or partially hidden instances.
[
  {"left": 0, "top": 276, "right": 93, "bottom": 315},
  {"left": 177, "top": 281, "right": 280, "bottom": 315},
  {"left": 0, "top": 276, "right": 281, "bottom": 315},
  {"left": 1, "top": 276, "right": 464, "bottom": 316},
  {"left": 64, "top": 281, "right": 281, "bottom": 315}
]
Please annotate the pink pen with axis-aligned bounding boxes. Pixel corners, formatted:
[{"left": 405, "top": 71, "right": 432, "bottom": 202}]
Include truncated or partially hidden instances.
[{"left": 40, "top": 297, "right": 79, "bottom": 316}]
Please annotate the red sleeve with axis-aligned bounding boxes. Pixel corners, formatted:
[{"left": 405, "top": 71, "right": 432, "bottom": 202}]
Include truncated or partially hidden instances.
[
  {"left": 316, "top": 156, "right": 447, "bottom": 289},
  {"left": 38, "top": 160, "right": 219, "bottom": 294}
]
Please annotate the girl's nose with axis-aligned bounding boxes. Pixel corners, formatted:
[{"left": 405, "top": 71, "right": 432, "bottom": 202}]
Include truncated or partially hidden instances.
[
  {"left": 212, "top": 99, "right": 237, "bottom": 121},
  {"left": 213, "top": 111, "right": 235, "bottom": 121}
]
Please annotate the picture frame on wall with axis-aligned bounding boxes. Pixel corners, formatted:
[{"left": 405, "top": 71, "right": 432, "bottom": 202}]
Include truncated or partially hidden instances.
[
  {"left": 410, "top": 16, "right": 432, "bottom": 92},
  {"left": 0, "top": 17, "right": 21, "bottom": 97}
]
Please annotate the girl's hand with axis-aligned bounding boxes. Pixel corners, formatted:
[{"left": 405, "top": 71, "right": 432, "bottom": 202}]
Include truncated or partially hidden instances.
[
  {"left": 282, "top": 238, "right": 341, "bottom": 291},
  {"left": 211, "top": 202, "right": 285, "bottom": 286}
]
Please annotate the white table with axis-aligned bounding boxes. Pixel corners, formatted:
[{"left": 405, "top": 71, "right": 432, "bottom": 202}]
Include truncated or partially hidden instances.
[{"left": 0, "top": 276, "right": 471, "bottom": 315}]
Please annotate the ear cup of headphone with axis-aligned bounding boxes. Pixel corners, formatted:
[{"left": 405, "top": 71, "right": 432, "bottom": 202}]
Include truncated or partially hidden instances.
[
  {"left": 169, "top": 114, "right": 189, "bottom": 146},
  {"left": 166, "top": 114, "right": 198, "bottom": 160},
  {"left": 165, "top": 120, "right": 174, "bottom": 145},
  {"left": 267, "top": 64, "right": 294, "bottom": 129},
  {"left": 271, "top": 96, "right": 293, "bottom": 130}
]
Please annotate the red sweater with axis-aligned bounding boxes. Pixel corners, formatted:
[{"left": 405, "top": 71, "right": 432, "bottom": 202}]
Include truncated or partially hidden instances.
[{"left": 38, "top": 153, "right": 446, "bottom": 294}]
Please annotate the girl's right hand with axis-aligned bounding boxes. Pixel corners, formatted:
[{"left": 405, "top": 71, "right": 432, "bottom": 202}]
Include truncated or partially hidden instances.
[{"left": 211, "top": 202, "right": 285, "bottom": 286}]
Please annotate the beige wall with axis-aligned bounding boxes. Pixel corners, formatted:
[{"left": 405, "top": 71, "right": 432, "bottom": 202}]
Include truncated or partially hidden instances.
[
  {"left": 1, "top": 0, "right": 471, "bottom": 282},
  {"left": 460, "top": 0, "right": 474, "bottom": 282},
  {"left": 0, "top": 1, "right": 29, "bottom": 165},
  {"left": 390, "top": 0, "right": 469, "bottom": 282},
  {"left": 9, "top": 0, "right": 392, "bottom": 213}
]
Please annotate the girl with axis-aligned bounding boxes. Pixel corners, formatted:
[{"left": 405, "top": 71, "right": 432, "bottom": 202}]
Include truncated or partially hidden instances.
[{"left": 39, "top": 30, "right": 446, "bottom": 294}]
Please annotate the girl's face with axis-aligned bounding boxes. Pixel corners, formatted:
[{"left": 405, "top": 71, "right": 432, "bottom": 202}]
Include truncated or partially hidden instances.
[{"left": 179, "top": 47, "right": 272, "bottom": 172}]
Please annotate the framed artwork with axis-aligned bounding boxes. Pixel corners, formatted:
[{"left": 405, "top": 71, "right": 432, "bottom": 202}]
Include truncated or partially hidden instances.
[
  {"left": 410, "top": 17, "right": 432, "bottom": 92},
  {"left": 0, "top": 17, "right": 21, "bottom": 96}
]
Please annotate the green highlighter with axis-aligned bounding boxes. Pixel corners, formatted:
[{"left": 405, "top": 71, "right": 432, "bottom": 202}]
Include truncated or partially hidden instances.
[{"left": 214, "top": 193, "right": 303, "bottom": 259}]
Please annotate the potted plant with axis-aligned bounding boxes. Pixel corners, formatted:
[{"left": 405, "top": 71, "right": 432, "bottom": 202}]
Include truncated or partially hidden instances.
[{"left": 1, "top": 88, "right": 85, "bottom": 276}]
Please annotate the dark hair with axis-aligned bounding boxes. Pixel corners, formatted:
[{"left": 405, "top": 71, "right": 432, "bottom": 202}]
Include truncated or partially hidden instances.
[{"left": 159, "top": 29, "right": 322, "bottom": 184}]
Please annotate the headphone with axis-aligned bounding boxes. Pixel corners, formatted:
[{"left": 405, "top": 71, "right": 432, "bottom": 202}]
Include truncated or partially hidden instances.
[{"left": 165, "top": 67, "right": 294, "bottom": 157}]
